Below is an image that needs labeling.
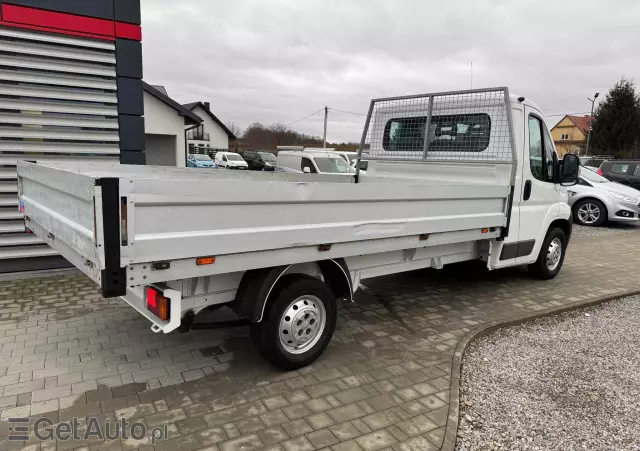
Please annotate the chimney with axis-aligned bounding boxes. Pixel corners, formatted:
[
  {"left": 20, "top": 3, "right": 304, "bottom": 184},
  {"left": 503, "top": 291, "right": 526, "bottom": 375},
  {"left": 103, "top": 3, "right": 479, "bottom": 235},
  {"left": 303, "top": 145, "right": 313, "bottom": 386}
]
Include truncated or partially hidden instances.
[{"left": 204, "top": 102, "right": 210, "bottom": 111}]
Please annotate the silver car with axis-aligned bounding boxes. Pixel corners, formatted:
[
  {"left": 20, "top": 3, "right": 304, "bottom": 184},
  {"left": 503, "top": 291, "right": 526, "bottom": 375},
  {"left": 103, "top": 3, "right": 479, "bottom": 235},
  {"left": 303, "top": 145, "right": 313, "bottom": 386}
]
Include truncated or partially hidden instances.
[{"left": 568, "top": 168, "right": 640, "bottom": 226}]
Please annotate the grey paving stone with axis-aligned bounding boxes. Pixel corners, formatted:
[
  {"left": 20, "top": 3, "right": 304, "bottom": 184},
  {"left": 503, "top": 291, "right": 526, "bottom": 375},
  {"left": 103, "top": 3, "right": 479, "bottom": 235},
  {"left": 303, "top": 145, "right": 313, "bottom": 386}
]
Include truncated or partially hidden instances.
[
  {"left": 282, "top": 419, "right": 313, "bottom": 438},
  {"left": 219, "top": 434, "right": 263, "bottom": 451},
  {"left": 329, "top": 421, "right": 362, "bottom": 441},
  {"left": 392, "top": 435, "right": 437, "bottom": 451},
  {"left": 306, "top": 428, "right": 339, "bottom": 448},
  {"left": 355, "top": 430, "right": 398, "bottom": 451},
  {"left": 31, "top": 384, "right": 71, "bottom": 403},
  {"left": 196, "top": 426, "right": 227, "bottom": 446},
  {"left": 257, "top": 426, "right": 290, "bottom": 446},
  {"left": 281, "top": 436, "right": 314, "bottom": 451},
  {"left": 305, "top": 412, "right": 334, "bottom": 430},
  {"left": 4, "top": 379, "right": 45, "bottom": 397}
]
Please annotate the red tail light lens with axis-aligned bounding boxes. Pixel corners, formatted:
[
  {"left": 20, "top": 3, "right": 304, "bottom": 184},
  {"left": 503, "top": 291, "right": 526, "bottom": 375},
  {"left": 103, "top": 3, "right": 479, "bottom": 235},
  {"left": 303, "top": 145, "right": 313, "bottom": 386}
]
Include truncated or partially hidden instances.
[
  {"left": 146, "top": 287, "right": 170, "bottom": 321},
  {"left": 597, "top": 168, "right": 604, "bottom": 176}
]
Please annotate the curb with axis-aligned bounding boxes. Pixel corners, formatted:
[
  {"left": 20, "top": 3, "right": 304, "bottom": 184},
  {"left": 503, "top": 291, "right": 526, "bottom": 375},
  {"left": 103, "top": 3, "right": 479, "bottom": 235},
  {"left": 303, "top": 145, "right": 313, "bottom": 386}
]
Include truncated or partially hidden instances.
[{"left": 440, "top": 288, "right": 640, "bottom": 451}]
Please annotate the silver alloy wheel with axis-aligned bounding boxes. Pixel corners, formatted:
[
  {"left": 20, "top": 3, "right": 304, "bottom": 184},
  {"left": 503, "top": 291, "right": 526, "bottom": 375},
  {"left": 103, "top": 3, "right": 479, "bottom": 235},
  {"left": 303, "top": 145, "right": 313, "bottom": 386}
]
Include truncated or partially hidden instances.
[
  {"left": 278, "top": 295, "right": 326, "bottom": 355},
  {"left": 546, "top": 237, "right": 563, "bottom": 271},
  {"left": 577, "top": 203, "right": 600, "bottom": 224}
]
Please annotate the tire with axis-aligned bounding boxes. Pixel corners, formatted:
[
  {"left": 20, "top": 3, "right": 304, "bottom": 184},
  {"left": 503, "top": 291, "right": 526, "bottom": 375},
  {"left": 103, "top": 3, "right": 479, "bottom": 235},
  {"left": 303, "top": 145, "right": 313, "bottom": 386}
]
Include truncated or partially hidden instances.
[
  {"left": 528, "top": 227, "right": 567, "bottom": 280},
  {"left": 573, "top": 198, "right": 607, "bottom": 227},
  {"left": 251, "top": 275, "right": 337, "bottom": 370}
]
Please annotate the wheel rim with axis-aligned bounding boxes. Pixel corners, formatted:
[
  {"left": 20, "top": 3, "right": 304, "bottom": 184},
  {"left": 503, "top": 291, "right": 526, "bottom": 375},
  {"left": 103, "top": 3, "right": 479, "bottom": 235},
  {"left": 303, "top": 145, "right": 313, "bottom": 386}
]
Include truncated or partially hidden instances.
[
  {"left": 577, "top": 203, "right": 600, "bottom": 224},
  {"left": 279, "top": 295, "right": 326, "bottom": 355},
  {"left": 546, "top": 237, "right": 563, "bottom": 271}
]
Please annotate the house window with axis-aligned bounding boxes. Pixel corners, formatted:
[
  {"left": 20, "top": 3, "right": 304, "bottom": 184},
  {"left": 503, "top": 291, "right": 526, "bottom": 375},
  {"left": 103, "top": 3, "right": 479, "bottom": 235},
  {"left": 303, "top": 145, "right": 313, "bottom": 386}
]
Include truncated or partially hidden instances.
[{"left": 561, "top": 134, "right": 569, "bottom": 140}]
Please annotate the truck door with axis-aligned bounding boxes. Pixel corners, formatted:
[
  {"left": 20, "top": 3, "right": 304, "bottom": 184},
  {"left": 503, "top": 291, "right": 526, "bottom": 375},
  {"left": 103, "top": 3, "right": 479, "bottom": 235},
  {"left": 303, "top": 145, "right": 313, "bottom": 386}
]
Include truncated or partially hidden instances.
[{"left": 516, "top": 108, "right": 559, "bottom": 262}]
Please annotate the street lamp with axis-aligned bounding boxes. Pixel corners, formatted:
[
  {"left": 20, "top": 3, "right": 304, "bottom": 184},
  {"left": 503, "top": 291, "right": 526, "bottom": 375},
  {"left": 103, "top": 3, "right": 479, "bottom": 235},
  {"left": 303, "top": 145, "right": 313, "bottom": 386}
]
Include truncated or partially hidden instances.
[{"left": 585, "top": 92, "right": 599, "bottom": 156}]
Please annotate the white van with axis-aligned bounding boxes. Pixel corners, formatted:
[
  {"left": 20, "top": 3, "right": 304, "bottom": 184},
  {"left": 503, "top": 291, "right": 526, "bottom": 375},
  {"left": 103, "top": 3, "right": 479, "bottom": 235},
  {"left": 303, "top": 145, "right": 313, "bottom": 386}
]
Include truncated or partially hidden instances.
[
  {"left": 335, "top": 151, "right": 358, "bottom": 164},
  {"left": 277, "top": 150, "right": 355, "bottom": 175},
  {"left": 215, "top": 151, "right": 248, "bottom": 169}
]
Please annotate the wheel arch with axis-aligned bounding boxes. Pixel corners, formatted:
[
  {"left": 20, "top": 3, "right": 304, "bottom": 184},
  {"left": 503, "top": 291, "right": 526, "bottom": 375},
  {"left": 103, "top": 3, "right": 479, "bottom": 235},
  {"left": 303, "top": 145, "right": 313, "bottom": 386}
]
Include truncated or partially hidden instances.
[
  {"left": 549, "top": 218, "right": 573, "bottom": 244},
  {"left": 230, "top": 259, "right": 352, "bottom": 322}
]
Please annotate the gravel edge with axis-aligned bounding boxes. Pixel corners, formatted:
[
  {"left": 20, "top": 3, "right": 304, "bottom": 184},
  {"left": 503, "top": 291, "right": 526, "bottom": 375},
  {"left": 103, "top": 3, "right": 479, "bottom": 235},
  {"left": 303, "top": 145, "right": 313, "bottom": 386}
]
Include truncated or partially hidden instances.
[{"left": 441, "top": 287, "right": 640, "bottom": 451}]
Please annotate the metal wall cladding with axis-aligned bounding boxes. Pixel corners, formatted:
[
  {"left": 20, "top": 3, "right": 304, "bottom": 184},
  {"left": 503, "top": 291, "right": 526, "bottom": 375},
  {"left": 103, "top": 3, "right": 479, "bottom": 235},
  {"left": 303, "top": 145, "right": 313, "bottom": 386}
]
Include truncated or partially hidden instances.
[{"left": 0, "top": 26, "right": 119, "bottom": 260}]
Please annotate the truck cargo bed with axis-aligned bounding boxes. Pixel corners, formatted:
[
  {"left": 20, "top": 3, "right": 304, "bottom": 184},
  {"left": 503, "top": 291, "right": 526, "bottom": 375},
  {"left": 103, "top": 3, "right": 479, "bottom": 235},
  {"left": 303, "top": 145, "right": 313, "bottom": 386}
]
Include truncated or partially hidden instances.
[{"left": 18, "top": 160, "right": 511, "bottom": 294}]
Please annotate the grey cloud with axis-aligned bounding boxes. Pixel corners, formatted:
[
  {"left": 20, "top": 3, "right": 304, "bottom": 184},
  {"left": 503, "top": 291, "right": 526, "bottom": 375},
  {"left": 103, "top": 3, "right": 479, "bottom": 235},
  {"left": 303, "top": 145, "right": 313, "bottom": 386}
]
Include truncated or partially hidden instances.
[{"left": 141, "top": 0, "right": 640, "bottom": 140}]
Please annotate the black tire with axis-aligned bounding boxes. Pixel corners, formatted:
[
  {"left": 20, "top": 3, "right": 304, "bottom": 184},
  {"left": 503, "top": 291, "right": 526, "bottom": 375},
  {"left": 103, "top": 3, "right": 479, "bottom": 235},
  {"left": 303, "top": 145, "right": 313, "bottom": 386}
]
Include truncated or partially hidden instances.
[
  {"left": 251, "top": 275, "right": 337, "bottom": 370},
  {"left": 528, "top": 227, "right": 567, "bottom": 280},
  {"left": 573, "top": 198, "right": 607, "bottom": 227}
]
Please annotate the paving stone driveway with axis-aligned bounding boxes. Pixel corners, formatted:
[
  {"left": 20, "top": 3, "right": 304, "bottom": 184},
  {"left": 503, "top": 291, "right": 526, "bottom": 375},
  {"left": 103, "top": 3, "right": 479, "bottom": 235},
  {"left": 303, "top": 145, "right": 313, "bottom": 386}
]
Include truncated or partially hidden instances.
[{"left": 1, "top": 229, "right": 639, "bottom": 451}]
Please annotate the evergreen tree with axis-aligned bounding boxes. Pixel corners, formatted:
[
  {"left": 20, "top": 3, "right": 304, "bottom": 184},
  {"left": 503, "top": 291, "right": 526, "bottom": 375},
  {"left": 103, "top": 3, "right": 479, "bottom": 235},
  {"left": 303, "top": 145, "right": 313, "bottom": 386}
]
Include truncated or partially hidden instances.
[{"left": 591, "top": 78, "right": 640, "bottom": 157}]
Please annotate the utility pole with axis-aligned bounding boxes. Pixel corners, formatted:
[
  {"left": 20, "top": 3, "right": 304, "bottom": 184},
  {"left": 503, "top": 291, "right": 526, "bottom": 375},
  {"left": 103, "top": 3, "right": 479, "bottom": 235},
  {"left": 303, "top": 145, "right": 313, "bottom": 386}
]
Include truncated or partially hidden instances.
[
  {"left": 323, "top": 106, "right": 328, "bottom": 148},
  {"left": 585, "top": 92, "right": 599, "bottom": 156}
]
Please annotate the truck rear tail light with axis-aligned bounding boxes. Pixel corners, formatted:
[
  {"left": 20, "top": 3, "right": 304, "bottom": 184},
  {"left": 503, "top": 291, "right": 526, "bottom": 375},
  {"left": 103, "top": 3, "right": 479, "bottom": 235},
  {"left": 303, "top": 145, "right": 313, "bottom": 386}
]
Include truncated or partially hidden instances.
[
  {"left": 146, "top": 287, "right": 170, "bottom": 321},
  {"left": 597, "top": 168, "right": 604, "bottom": 176}
]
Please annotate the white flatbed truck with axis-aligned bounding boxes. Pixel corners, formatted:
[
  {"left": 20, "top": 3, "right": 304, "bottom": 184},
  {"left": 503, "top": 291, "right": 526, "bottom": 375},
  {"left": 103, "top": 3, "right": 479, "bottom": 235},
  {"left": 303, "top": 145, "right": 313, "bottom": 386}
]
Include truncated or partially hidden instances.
[{"left": 17, "top": 88, "right": 580, "bottom": 369}]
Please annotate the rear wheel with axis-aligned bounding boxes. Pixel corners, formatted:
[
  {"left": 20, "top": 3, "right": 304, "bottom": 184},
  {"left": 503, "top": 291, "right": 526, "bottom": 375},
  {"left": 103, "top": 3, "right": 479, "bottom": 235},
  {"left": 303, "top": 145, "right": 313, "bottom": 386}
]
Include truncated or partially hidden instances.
[
  {"left": 528, "top": 227, "right": 567, "bottom": 279},
  {"left": 251, "top": 275, "right": 337, "bottom": 370},
  {"left": 574, "top": 198, "right": 607, "bottom": 227}
]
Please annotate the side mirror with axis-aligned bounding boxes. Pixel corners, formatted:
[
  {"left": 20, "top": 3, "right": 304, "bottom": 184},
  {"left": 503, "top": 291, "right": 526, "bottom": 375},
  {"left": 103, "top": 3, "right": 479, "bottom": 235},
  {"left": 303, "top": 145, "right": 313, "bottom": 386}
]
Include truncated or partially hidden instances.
[
  {"left": 303, "top": 167, "right": 311, "bottom": 173},
  {"left": 560, "top": 153, "right": 579, "bottom": 186}
]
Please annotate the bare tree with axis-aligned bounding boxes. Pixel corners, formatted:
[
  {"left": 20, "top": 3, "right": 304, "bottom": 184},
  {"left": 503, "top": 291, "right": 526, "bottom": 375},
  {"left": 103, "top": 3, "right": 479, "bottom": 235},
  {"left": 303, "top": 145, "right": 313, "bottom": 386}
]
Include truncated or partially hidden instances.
[{"left": 225, "top": 122, "right": 243, "bottom": 139}]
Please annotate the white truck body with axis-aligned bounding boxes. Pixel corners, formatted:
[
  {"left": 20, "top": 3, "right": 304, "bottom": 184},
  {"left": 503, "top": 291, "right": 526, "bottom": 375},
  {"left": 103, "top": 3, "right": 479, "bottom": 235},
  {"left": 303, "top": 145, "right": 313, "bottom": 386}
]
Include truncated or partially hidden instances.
[{"left": 17, "top": 87, "right": 579, "bottom": 369}]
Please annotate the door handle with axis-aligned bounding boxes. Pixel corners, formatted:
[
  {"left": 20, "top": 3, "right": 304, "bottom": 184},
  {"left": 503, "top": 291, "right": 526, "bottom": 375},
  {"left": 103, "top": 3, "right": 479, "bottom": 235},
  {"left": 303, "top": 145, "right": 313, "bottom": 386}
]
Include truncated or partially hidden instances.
[{"left": 523, "top": 180, "right": 532, "bottom": 200}]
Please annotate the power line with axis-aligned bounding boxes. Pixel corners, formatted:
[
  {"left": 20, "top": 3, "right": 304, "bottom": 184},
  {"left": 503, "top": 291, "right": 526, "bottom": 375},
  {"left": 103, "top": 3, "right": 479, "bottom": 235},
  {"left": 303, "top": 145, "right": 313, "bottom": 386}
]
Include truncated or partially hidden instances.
[
  {"left": 286, "top": 108, "right": 325, "bottom": 126},
  {"left": 329, "top": 107, "right": 367, "bottom": 117}
]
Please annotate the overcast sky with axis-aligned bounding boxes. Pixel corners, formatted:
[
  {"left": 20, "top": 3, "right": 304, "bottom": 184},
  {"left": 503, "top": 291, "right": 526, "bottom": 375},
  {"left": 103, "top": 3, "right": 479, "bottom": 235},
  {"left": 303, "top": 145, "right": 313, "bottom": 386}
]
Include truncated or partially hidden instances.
[{"left": 141, "top": 0, "right": 640, "bottom": 142}]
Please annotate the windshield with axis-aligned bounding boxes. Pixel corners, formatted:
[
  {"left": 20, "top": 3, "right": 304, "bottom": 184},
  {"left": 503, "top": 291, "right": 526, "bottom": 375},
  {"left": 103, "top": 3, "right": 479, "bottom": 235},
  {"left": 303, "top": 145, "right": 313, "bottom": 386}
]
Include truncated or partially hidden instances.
[
  {"left": 347, "top": 154, "right": 358, "bottom": 163},
  {"left": 580, "top": 167, "right": 608, "bottom": 183},
  {"left": 194, "top": 155, "right": 212, "bottom": 161},
  {"left": 258, "top": 152, "right": 277, "bottom": 162},
  {"left": 314, "top": 157, "right": 354, "bottom": 174},
  {"left": 226, "top": 154, "right": 244, "bottom": 161}
]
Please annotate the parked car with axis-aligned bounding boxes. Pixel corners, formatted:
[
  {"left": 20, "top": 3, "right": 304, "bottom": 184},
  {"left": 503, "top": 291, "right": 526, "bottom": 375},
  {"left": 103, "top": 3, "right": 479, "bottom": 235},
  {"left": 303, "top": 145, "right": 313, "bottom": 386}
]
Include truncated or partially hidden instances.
[
  {"left": 187, "top": 154, "right": 216, "bottom": 168},
  {"left": 215, "top": 151, "right": 249, "bottom": 169},
  {"left": 351, "top": 159, "right": 368, "bottom": 174},
  {"left": 243, "top": 150, "right": 277, "bottom": 171},
  {"left": 568, "top": 167, "right": 640, "bottom": 226},
  {"left": 582, "top": 165, "right": 599, "bottom": 173},
  {"left": 598, "top": 160, "right": 640, "bottom": 190},
  {"left": 278, "top": 150, "right": 355, "bottom": 175}
]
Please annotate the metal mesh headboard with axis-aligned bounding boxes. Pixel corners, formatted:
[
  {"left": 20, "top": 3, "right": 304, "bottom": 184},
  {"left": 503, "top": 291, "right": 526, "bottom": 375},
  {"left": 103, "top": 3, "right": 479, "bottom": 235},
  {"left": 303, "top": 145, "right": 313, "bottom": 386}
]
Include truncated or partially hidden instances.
[{"left": 357, "top": 87, "right": 516, "bottom": 165}]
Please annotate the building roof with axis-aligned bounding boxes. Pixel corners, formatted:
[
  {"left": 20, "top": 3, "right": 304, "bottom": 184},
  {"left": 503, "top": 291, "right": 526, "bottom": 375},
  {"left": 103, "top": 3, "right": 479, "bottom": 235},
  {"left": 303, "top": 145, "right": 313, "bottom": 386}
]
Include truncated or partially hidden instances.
[
  {"left": 182, "top": 102, "right": 236, "bottom": 140},
  {"left": 567, "top": 115, "right": 592, "bottom": 134},
  {"left": 150, "top": 85, "right": 168, "bottom": 96},
  {"left": 142, "top": 82, "right": 202, "bottom": 125},
  {"left": 552, "top": 114, "right": 592, "bottom": 135}
]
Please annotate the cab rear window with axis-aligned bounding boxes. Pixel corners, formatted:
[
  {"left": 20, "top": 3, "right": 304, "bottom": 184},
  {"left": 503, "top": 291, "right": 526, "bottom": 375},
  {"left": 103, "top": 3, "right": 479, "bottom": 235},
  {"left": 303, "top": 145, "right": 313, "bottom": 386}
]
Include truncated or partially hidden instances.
[{"left": 383, "top": 113, "right": 491, "bottom": 152}]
